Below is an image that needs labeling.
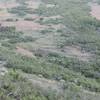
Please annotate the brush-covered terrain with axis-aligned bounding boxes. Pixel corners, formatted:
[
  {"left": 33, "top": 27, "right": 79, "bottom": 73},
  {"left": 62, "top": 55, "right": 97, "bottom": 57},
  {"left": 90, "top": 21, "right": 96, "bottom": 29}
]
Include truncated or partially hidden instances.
[{"left": 0, "top": 0, "right": 100, "bottom": 100}]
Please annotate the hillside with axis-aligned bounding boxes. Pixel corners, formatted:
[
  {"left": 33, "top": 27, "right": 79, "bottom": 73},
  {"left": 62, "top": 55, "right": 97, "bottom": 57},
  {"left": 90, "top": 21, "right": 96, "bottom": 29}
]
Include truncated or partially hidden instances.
[{"left": 0, "top": 0, "right": 100, "bottom": 100}]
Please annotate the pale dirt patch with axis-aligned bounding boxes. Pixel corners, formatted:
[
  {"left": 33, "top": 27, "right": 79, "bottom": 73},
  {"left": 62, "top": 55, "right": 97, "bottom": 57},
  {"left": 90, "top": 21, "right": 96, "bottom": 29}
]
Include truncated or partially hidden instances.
[
  {"left": 0, "top": 61, "right": 8, "bottom": 76},
  {"left": 46, "top": 4, "right": 55, "bottom": 8},
  {"left": 46, "top": 15, "right": 63, "bottom": 19},
  {"left": 0, "top": 10, "right": 11, "bottom": 17},
  {"left": 29, "top": 33, "right": 57, "bottom": 51},
  {"left": 24, "top": 14, "right": 40, "bottom": 20},
  {"left": 43, "top": 15, "right": 63, "bottom": 21},
  {"left": 25, "top": 0, "right": 41, "bottom": 9},
  {"left": 15, "top": 21, "right": 46, "bottom": 31},
  {"left": 15, "top": 21, "right": 47, "bottom": 31},
  {"left": 50, "top": 24, "right": 66, "bottom": 30},
  {"left": 16, "top": 33, "right": 58, "bottom": 57},
  {"left": 1, "top": 20, "right": 48, "bottom": 31},
  {"left": 16, "top": 46, "right": 34, "bottom": 58},
  {"left": 0, "top": 7, "right": 17, "bottom": 21},
  {"left": 31, "top": 45, "right": 92, "bottom": 62},
  {"left": 90, "top": 3, "right": 100, "bottom": 20},
  {"left": 63, "top": 46, "right": 92, "bottom": 61},
  {"left": 0, "top": 21, "right": 15, "bottom": 27},
  {"left": 0, "top": 1, "right": 19, "bottom": 9},
  {"left": 0, "top": 67, "right": 8, "bottom": 76},
  {"left": 30, "top": 34, "right": 58, "bottom": 56},
  {"left": 45, "top": 3, "right": 59, "bottom": 8}
]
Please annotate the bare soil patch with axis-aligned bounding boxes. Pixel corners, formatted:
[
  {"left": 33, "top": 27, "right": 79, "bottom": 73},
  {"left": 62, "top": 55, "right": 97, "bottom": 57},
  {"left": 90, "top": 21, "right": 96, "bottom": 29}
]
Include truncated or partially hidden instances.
[
  {"left": 50, "top": 24, "right": 66, "bottom": 30},
  {"left": 25, "top": 0, "right": 41, "bottom": 9},
  {"left": 0, "top": 10, "right": 15, "bottom": 20},
  {"left": 15, "top": 21, "right": 47, "bottom": 31},
  {"left": 90, "top": 3, "right": 100, "bottom": 20},
  {"left": 0, "top": 2, "right": 19, "bottom": 9},
  {"left": 62, "top": 46, "right": 92, "bottom": 61},
  {"left": 32, "top": 45, "right": 92, "bottom": 61},
  {"left": 16, "top": 46, "right": 34, "bottom": 58},
  {"left": 1, "top": 20, "right": 48, "bottom": 31},
  {"left": 43, "top": 15, "right": 63, "bottom": 21},
  {"left": 46, "top": 4, "right": 56, "bottom": 8},
  {"left": 25, "top": 14, "right": 39, "bottom": 20},
  {"left": 16, "top": 21, "right": 47, "bottom": 30},
  {"left": 0, "top": 10, "right": 11, "bottom": 17},
  {"left": 0, "top": 61, "right": 8, "bottom": 76}
]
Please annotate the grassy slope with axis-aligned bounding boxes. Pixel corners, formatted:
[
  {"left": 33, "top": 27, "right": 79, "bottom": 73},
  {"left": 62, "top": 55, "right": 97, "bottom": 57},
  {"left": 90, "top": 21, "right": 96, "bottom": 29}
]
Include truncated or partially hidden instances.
[{"left": 0, "top": 0, "right": 100, "bottom": 100}]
